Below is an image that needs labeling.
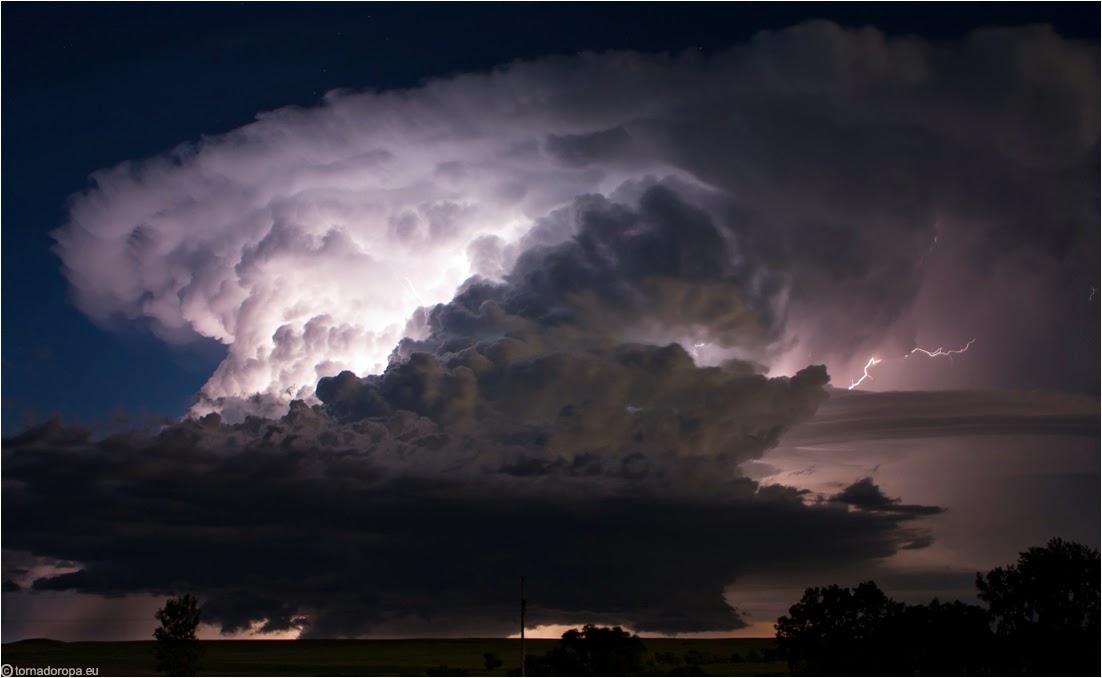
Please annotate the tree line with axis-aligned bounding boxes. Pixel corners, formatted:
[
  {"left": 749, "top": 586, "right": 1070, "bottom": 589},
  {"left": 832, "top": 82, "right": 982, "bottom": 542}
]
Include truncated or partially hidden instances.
[
  {"left": 776, "top": 538, "right": 1099, "bottom": 675},
  {"left": 152, "top": 537, "right": 1098, "bottom": 676}
]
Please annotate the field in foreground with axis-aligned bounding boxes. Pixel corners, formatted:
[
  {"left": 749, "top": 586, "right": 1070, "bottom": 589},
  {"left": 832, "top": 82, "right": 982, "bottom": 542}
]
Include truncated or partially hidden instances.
[{"left": 1, "top": 638, "right": 785, "bottom": 676}]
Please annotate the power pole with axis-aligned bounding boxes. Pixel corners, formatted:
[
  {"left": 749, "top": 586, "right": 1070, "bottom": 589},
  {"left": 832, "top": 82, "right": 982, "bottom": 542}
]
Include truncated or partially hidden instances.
[{"left": 520, "top": 575, "right": 526, "bottom": 678}]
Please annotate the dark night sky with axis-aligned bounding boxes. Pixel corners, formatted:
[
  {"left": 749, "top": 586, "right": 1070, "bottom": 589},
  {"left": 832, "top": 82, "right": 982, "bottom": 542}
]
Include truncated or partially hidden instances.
[{"left": 1, "top": 3, "right": 1098, "bottom": 642}]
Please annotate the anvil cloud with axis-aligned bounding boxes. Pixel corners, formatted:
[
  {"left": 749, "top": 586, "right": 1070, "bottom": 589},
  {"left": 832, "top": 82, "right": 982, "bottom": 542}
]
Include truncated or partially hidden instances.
[{"left": 54, "top": 22, "right": 1098, "bottom": 419}]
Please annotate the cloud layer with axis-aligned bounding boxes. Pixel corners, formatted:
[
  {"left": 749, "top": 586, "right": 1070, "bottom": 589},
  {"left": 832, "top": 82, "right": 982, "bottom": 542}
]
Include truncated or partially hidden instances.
[
  {"left": 4, "top": 380, "right": 935, "bottom": 638},
  {"left": 7, "top": 385, "right": 1093, "bottom": 638},
  {"left": 53, "top": 22, "right": 1099, "bottom": 418}
]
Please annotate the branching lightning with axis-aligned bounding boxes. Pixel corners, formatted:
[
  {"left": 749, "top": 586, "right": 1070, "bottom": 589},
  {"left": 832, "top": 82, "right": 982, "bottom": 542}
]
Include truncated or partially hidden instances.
[
  {"left": 848, "top": 357, "right": 882, "bottom": 390},
  {"left": 907, "top": 338, "right": 975, "bottom": 359},
  {"left": 848, "top": 338, "right": 976, "bottom": 391}
]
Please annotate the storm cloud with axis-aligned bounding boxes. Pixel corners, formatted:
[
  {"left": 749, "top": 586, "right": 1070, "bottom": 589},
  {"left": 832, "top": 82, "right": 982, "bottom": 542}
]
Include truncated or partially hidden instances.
[
  {"left": 831, "top": 476, "right": 946, "bottom": 516},
  {"left": 4, "top": 375, "right": 936, "bottom": 637},
  {"left": 10, "top": 211, "right": 851, "bottom": 635},
  {"left": 8, "top": 20, "right": 1098, "bottom": 640},
  {"left": 783, "top": 388, "right": 1102, "bottom": 445},
  {"left": 52, "top": 21, "right": 1098, "bottom": 419}
]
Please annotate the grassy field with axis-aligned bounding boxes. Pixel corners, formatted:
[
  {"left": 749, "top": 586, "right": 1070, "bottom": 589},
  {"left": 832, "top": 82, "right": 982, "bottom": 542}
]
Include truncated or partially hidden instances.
[{"left": 1, "top": 638, "right": 786, "bottom": 676}]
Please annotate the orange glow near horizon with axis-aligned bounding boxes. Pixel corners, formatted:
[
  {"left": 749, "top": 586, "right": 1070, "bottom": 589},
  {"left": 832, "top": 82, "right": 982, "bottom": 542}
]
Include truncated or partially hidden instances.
[{"left": 507, "top": 622, "right": 772, "bottom": 640}]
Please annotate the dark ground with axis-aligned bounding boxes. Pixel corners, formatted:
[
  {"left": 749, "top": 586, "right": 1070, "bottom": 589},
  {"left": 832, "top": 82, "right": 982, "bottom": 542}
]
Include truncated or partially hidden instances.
[{"left": 0, "top": 638, "right": 784, "bottom": 676}]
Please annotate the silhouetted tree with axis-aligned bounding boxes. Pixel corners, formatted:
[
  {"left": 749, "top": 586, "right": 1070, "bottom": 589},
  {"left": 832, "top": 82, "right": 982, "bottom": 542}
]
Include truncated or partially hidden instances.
[
  {"left": 775, "top": 581, "right": 901, "bottom": 675},
  {"left": 526, "top": 625, "right": 646, "bottom": 676},
  {"left": 879, "top": 598, "right": 993, "bottom": 675},
  {"left": 777, "top": 583, "right": 1000, "bottom": 675},
  {"left": 775, "top": 539, "right": 1101, "bottom": 675},
  {"left": 153, "top": 594, "right": 201, "bottom": 676},
  {"left": 977, "top": 537, "right": 1100, "bottom": 674}
]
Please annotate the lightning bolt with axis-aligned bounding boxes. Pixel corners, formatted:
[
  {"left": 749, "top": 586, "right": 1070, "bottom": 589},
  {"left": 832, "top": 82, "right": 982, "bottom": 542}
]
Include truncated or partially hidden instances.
[
  {"left": 848, "top": 338, "right": 976, "bottom": 391},
  {"left": 692, "top": 342, "right": 707, "bottom": 358},
  {"left": 848, "top": 357, "right": 882, "bottom": 390},
  {"left": 1091, "top": 286, "right": 1096, "bottom": 302},
  {"left": 384, "top": 263, "right": 429, "bottom": 307},
  {"left": 404, "top": 277, "right": 427, "bottom": 306},
  {"left": 906, "top": 338, "right": 975, "bottom": 359}
]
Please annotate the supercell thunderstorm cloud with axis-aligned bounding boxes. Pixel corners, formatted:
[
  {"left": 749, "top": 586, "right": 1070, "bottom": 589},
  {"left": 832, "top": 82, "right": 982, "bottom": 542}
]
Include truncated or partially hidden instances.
[
  {"left": 4, "top": 21, "right": 1099, "bottom": 638},
  {"left": 53, "top": 22, "right": 1098, "bottom": 414}
]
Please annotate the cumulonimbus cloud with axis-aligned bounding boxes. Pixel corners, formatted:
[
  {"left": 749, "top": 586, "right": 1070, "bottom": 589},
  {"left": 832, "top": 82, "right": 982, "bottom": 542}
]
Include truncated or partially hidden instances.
[
  {"left": 52, "top": 22, "right": 1098, "bottom": 420},
  {"left": 15, "top": 21, "right": 1096, "bottom": 639}
]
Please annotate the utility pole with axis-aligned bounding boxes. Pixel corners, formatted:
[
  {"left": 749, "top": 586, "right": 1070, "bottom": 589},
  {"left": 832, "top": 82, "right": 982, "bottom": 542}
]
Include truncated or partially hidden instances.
[{"left": 520, "top": 575, "right": 526, "bottom": 678}]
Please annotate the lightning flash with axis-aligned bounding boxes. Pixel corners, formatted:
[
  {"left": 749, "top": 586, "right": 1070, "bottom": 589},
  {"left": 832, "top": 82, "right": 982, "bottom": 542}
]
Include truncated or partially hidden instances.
[
  {"left": 848, "top": 338, "right": 976, "bottom": 391},
  {"left": 405, "top": 277, "right": 427, "bottom": 306},
  {"left": 907, "top": 338, "right": 976, "bottom": 359},
  {"left": 848, "top": 357, "right": 883, "bottom": 390}
]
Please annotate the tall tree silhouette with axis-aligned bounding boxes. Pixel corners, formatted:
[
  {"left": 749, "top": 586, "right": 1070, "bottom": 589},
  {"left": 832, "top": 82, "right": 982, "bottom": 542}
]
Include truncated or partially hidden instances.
[
  {"left": 775, "top": 581, "right": 901, "bottom": 675},
  {"left": 153, "top": 594, "right": 201, "bottom": 676},
  {"left": 977, "top": 537, "right": 1100, "bottom": 674},
  {"left": 775, "top": 539, "right": 1100, "bottom": 675},
  {"left": 525, "top": 625, "right": 646, "bottom": 676}
]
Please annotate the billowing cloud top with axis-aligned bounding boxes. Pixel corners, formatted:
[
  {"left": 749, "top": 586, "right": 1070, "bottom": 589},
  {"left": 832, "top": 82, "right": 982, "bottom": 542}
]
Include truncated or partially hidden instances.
[{"left": 53, "top": 22, "right": 1098, "bottom": 418}]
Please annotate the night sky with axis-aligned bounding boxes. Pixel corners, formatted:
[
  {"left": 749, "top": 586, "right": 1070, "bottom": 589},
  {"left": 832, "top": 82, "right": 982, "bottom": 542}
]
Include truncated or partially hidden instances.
[{"left": 2, "top": 3, "right": 1099, "bottom": 641}]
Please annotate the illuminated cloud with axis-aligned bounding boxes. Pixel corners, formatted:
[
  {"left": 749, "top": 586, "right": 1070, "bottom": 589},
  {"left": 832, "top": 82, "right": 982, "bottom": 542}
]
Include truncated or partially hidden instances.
[{"left": 52, "top": 22, "right": 1098, "bottom": 419}]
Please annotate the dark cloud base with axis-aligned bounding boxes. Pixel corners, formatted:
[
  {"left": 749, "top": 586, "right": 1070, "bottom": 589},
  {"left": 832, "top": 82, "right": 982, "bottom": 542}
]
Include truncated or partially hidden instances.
[{"left": 3, "top": 393, "right": 934, "bottom": 638}]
